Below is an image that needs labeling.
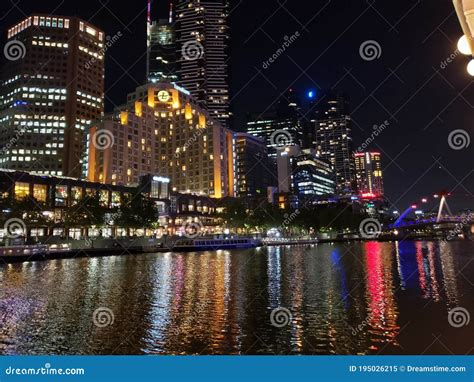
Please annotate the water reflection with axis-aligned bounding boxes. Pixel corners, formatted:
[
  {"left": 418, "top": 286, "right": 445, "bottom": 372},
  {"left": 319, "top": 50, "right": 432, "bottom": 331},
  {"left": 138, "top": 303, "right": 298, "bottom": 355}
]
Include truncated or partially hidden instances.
[
  {"left": 364, "top": 242, "right": 399, "bottom": 351},
  {"left": 0, "top": 241, "right": 472, "bottom": 355}
]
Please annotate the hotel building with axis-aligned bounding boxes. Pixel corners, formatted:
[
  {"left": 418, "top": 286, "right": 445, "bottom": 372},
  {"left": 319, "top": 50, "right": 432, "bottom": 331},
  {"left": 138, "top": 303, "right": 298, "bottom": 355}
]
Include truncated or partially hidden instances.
[
  {"left": 175, "top": 0, "right": 231, "bottom": 128},
  {"left": 0, "top": 15, "right": 105, "bottom": 178},
  {"left": 354, "top": 152, "right": 384, "bottom": 197},
  {"left": 86, "top": 82, "right": 235, "bottom": 198}
]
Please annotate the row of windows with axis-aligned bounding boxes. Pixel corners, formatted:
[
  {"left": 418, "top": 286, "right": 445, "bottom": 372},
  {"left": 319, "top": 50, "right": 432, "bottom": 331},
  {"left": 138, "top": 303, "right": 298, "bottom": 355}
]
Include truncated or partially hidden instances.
[{"left": 14, "top": 182, "right": 123, "bottom": 208}]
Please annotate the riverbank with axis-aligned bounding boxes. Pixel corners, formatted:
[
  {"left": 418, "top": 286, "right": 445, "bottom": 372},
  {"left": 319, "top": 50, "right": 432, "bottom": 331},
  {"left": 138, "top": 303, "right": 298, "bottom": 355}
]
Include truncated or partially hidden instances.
[
  {"left": 0, "top": 237, "right": 169, "bottom": 263},
  {"left": 1, "top": 235, "right": 466, "bottom": 263}
]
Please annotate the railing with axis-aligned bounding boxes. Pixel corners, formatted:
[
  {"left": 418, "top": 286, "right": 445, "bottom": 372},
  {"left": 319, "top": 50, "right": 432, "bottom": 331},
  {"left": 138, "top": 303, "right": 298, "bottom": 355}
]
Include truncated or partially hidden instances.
[{"left": 389, "top": 216, "right": 473, "bottom": 229}]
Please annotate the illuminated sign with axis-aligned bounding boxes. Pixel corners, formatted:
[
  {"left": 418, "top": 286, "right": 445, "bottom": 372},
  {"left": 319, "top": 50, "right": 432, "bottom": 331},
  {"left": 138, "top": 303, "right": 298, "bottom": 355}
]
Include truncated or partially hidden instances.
[
  {"left": 153, "top": 176, "right": 170, "bottom": 183},
  {"left": 157, "top": 90, "right": 171, "bottom": 102}
]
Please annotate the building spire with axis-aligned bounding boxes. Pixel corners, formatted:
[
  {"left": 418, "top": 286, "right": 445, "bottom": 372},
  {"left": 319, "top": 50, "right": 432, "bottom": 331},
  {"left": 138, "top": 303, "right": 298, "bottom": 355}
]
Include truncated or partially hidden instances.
[
  {"left": 146, "top": 0, "right": 152, "bottom": 82},
  {"left": 169, "top": 1, "right": 174, "bottom": 23},
  {"left": 147, "top": 0, "right": 152, "bottom": 24}
]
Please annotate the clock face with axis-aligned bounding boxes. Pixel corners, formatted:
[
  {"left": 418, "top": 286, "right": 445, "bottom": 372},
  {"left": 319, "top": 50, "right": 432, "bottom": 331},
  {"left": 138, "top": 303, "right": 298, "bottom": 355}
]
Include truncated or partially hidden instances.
[{"left": 157, "top": 90, "right": 170, "bottom": 102}]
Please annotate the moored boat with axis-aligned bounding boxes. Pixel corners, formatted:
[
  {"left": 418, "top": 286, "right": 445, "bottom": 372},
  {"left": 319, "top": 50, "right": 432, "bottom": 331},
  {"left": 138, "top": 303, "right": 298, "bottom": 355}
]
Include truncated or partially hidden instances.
[{"left": 172, "top": 237, "right": 262, "bottom": 252}]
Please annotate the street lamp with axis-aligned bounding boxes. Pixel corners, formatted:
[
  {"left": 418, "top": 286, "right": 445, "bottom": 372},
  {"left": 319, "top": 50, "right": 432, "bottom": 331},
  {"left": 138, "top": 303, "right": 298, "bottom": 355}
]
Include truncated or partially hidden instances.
[
  {"left": 453, "top": 0, "right": 474, "bottom": 74},
  {"left": 457, "top": 35, "right": 471, "bottom": 54}
]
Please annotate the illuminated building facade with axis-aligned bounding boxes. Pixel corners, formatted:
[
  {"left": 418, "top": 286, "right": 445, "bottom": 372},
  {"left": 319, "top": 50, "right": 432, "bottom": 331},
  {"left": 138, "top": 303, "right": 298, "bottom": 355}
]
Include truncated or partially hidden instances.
[
  {"left": 277, "top": 146, "right": 335, "bottom": 200},
  {"left": 0, "top": 15, "right": 105, "bottom": 178},
  {"left": 147, "top": 1, "right": 178, "bottom": 83},
  {"left": 175, "top": 0, "right": 231, "bottom": 128},
  {"left": 246, "top": 90, "right": 303, "bottom": 160},
  {"left": 354, "top": 152, "right": 384, "bottom": 197},
  {"left": 0, "top": 169, "right": 170, "bottom": 239},
  {"left": 233, "top": 132, "right": 274, "bottom": 197},
  {"left": 292, "top": 149, "right": 335, "bottom": 198},
  {"left": 87, "top": 82, "right": 235, "bottom": 198},
  {"left": 313, "top": 91, "right": 356, "bottom": 196}
]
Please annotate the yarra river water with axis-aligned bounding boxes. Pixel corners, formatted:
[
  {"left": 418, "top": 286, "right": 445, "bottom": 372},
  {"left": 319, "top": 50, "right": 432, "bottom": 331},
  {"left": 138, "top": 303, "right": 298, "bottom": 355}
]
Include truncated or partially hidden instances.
[{"left": 0, "top": 241, "right": 473, "bottom": 355}]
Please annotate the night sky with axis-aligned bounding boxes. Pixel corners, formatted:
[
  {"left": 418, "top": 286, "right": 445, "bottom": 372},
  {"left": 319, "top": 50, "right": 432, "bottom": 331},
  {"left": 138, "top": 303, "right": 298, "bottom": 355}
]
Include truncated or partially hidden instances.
[{"left": 1, "top": 0, "right": 473, "bottom": 212}]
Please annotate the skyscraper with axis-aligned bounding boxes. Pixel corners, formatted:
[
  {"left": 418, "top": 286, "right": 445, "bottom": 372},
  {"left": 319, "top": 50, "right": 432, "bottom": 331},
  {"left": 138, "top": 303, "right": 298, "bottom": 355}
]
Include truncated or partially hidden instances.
[
  {"left": 276, "top": 146, "right": 335, "bottom": 198},
  {"left": 0, "top": 15, "right": 105, "bottom": 178},
  {"left": 175, "top": 0, "right": 231, "bottom": 128},
  {"left": 246, "top": 89, "right": 303, "bottom": 159},
  {"left": 147, "top": 1, "right": 178, "bottom": 83},
  {"left": 354, "top": 152, "right": 384, "bottom": 197},
  {"left": 233, "top": 132, "right": 274, "bottom": 197},
  {"left": 313, "top": 91, "right": 356, "bottom": 196}
]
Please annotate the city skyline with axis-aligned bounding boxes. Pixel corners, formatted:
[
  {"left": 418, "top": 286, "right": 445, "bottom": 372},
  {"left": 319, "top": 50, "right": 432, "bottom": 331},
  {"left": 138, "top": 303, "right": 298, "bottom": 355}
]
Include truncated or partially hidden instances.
[
  {"left": 0, "top": 0, "right": 473, "bottom": 367},
  {"left": 0, "top": 0, "right": 472, "bottom": 213}
]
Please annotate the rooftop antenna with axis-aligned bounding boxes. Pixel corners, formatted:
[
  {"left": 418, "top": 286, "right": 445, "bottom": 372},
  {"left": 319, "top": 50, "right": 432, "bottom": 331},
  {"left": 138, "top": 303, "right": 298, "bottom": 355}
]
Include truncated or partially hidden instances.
[
  {"left": 169, "top": 1, "right": 174, "bottom": 23},
  {"left": 147, "top": 0, "right": 152, "bottom": 24},
  {"left": 146, "top": 0, "right": 152, "bottom": 81}
]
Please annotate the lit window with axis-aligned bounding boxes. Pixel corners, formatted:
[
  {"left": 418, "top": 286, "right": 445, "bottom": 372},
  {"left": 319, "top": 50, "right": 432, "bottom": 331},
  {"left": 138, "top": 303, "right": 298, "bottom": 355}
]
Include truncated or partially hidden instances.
[
  {"left": 33, "top": 184, "right": 47, "bottom": 203},
  {"left": 86, "top": 26, "right": 96, "bottom": 36},
  {"left": 14, "top": 182, "right": 30, "bottom": 200},
  {"left": 55, "top": 185, "right": 68, "bottom": 207}
]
